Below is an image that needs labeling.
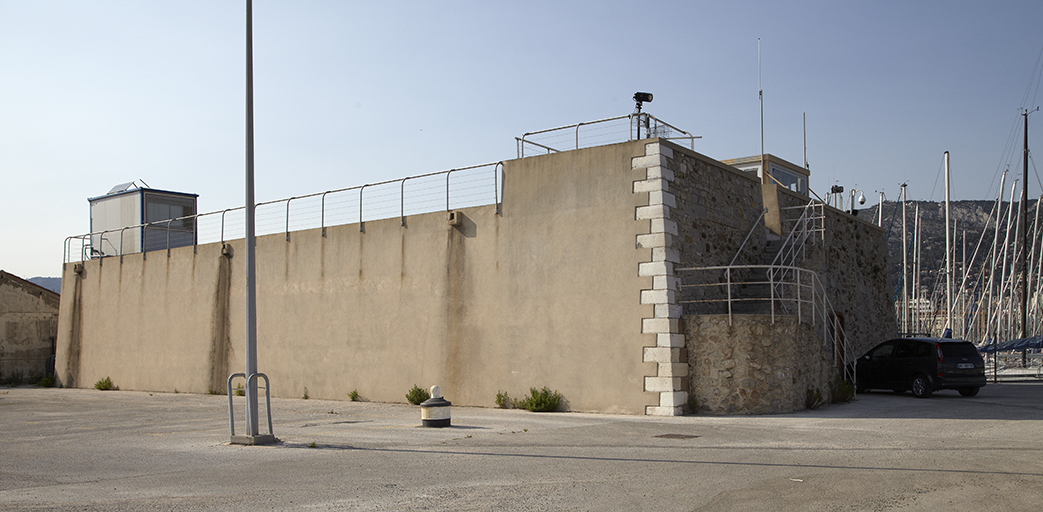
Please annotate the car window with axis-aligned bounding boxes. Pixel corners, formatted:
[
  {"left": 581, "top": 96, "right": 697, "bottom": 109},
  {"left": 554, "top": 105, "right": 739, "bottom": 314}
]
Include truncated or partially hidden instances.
[
  {"left": 871, "top": 343, "right": 895, "bottom": 359},
  {"left": 940, "top": 342, "right": 979, "bottom": 358},
  {"left": 895, "top": 341, "right": 915, "bottom": 358},
  {"left": 912, "top": 342, "right": 933, "bottom": 358}
]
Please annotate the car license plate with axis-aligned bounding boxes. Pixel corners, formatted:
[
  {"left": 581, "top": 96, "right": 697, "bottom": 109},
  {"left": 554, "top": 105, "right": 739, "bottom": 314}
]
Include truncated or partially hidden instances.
[{"left": 957, "top": 363, "right": 974, "bottom": 369}]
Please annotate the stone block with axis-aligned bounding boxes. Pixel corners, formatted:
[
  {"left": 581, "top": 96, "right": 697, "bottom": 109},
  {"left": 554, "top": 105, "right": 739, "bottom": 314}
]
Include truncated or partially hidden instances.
[
  {"left": 647, "top": 190, "right": 676, "bottom": 208},
  {"left": 631, "top": 154, "right": 661, "bottom": 170},
  {"left": 641, "top": 317, "right": 679, "bottom": 334},
  {"left": 645, "top": 405, "right": 684, "bottom": 416},
  {"left": 644, "top": 376, "right": 681, "bottom": 392},
  {"left": 658, "top": 363, "right": 688, "bottom": 378},
  {"left": 638, "top": 261, "right": 672, "bottom": 277},
  {"left": 652, "top": 275, "right": 680, "bottom": 291},
  {"left": 633, "top": 178, "right": 668, "bottom": 194},
  {"left": 640, "top": 289, "right": 674, "bottom": 305},
  {"left": 659, "top": 391, "right": 687, "bottom": 407},
  {"left": 645, "top": 142, "right": 673, "bottom": 160},
  {"left": 657, "top": 333, "right": 685, "bottom": 347},
  {"left": 636, "top": 233, "right": 671, "bottom": 249},
  {"left": 646, "top": 166, "right": 675, "bottom": 182},
  {"left": 650, "top": 219, "right": 678, "bottom": 235},
  {"left": 642, "top": 346, "right": 680, "bottom": 363},
  {"left": 654, "top": 303, "right": 683, "bottom": 318},
  {"left": 651, "top": 247, "right": 680, "bottom": 263},
  {"left": 636, "top": 205, "right": 669, "bottom": 220}
]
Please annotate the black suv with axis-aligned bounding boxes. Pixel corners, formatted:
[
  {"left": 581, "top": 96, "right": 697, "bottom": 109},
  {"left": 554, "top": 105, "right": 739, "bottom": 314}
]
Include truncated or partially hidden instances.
[{"left": 855, "top": 337, "right": 986, "bottom": 398}]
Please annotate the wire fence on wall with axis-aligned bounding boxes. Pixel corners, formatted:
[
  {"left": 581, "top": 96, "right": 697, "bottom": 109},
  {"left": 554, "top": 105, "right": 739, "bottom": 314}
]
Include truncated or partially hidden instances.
[{"left": 65, "top": 162, "right": 502, "bottom": 264}]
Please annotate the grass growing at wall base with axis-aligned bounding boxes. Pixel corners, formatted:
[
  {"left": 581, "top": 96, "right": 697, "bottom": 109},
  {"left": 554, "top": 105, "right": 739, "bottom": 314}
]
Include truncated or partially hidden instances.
[
  {"left": 94, "top": 377, "right": 118, "bottom": 391},
  {"left": 830, "top": 377, "right": 855, "bottom": 403},
  {"left": 518, "top": 387, "right": 564, "bottom": 412},
  {"left": 805, "top": 387, "right": 824, "bottom": 410},
  {"left": 495, "top": 391, "right": 513, "bottom": 409},
  {"left": 406, "top": 385, "right": 429, "bottom": 405}
]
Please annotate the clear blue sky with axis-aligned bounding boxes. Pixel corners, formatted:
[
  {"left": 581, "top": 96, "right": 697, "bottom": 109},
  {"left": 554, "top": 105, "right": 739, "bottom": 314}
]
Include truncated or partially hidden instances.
[{"left": 3, "top": 0, "right": 1043, "bottom": 278}]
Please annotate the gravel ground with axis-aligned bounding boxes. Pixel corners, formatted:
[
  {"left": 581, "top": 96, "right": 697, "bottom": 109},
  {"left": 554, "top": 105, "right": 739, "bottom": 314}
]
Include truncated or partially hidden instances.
[{"left": 1, "top": 383, "right": 1041, "bottom": 511}]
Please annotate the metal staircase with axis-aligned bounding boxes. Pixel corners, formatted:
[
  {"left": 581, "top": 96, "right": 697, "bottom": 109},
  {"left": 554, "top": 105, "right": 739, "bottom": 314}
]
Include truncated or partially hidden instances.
[{"left": 677, "top": 200, "right": 852, "bottom": 381}]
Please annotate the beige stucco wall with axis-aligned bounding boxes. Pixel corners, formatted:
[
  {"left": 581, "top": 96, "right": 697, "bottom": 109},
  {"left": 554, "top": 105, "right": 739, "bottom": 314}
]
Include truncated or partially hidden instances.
[
  {"left": 57, "top": 140, "right": 656, "bottom": 413},
  {"left": 55, "top": 138, "right": 897, "bottom": 416},
  {"left": 1, "top": 272, "right": 60, "bottom": 380}
]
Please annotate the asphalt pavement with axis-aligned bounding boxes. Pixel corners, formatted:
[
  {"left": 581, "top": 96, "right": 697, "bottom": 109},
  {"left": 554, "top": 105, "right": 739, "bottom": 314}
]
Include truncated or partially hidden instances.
[{"left": 1, "top": 383, "right": 1042, "bottom": 511}]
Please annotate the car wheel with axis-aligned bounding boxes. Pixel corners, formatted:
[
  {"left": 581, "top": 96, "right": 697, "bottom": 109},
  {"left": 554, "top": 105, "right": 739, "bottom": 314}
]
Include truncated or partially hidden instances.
[
  {"left": 911, "top": 375, "right": 933, "bottom": 398},
  {"left": 958, "top": 387, "right": 980, "bottom": 397}
]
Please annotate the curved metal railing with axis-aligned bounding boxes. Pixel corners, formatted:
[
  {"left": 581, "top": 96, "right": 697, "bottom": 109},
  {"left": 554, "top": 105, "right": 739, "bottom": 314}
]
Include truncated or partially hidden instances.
[{"left": 677, "top": 264, "right": 851, "bottom": 380}]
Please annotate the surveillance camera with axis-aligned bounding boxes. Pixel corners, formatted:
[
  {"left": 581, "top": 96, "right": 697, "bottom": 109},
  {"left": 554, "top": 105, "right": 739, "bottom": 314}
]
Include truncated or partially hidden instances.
[
  {"left": 633, "top": 92, "right": 653, "bottom": 103},
  {"left": 858, "top": 195, "right": 866, "bottom": 205}
]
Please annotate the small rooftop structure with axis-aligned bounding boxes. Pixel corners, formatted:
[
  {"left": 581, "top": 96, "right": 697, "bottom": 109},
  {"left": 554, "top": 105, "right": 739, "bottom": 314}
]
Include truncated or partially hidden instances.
[
  {"left": 723, "top": 154, "right": 810, "bottom": 196},
  {"left": 88, "top": 183, "right": 198, "bottom": 258}
]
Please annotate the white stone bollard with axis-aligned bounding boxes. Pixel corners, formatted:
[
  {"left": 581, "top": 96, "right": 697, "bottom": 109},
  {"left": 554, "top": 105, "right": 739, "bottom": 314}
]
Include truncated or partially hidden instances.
[{"left": 420, "top": 385, "right": 451, "bottom": 428}]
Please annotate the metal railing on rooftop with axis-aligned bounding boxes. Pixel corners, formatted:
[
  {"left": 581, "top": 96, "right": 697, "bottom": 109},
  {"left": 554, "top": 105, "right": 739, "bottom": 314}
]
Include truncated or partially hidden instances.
[
  {"left": 516, "top": 113, "right": 699, "bottom": 158},
  {"left": 64, "top": 162, "right": 503, "bottom": 264}
]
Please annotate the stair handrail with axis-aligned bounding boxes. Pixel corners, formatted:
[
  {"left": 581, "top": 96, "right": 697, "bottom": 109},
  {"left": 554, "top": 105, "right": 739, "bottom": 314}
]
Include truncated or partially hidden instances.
[
  {"left": 768, "top": 200, "right": 825, "bottom": 309},
  {"left": 677, "top": 263, "right": 851, "bottom": 380},
  {"left": 770, "top": 200, "right": 820, "bottom": 268},
  {"left": 730, "top": 208, "right": 770, "bottom": 266}
]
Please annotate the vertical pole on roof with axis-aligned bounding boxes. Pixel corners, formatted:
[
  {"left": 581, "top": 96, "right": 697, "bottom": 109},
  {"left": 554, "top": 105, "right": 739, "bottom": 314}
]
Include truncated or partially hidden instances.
[{"left": 759, "top": 39, "right": 765, "bottom": 187}]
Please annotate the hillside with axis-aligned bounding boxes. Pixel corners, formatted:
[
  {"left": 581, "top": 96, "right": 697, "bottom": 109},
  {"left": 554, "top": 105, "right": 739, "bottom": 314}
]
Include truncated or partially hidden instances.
[
  {"left": 27, "top": 277, "right": 61, "bottom": 294},
  {"left": 860, "top": 198, "right": 1040, "bottom": 302}
]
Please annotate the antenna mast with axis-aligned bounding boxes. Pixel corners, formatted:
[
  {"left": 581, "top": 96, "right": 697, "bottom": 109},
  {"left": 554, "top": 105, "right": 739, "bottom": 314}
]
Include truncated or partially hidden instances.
[
  {"left": 759, "top": 39, "right": 765, "bottom": 182},
  {"left": 803, "top": 112, "right": 808, "bottom": 169}
]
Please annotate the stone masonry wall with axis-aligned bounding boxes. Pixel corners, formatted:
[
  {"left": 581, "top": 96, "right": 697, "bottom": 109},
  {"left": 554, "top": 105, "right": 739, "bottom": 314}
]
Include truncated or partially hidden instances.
[
  {"left": 775, "top": 187, "right": 899, "bottom": 359},
  {"left": 659, "top": 141, "right": 897, "bottom": 413},
  {"left": 667, "top": 145, "right": 766, "bottom": 315},
  {"left": 684, "top": 314, "right": 831, "bottom": 414}
]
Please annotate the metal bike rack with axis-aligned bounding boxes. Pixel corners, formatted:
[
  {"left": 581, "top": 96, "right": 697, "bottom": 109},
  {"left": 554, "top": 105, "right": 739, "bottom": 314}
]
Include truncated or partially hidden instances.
[{"left": 226, "top": 372, "right": 274, "bottom": 438}]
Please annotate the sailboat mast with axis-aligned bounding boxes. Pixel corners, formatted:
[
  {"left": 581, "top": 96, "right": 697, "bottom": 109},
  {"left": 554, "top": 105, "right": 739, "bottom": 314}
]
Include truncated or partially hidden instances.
[
  {"left": 1030, "top": 195, "right": 1042, "bottom": 335},
  {"left": 1034, "top": 196, "right": 1043, "bottom": 334},
  {"left": 914, "top": 205, "right": 921, "bottom": 333},
  {"left": 1000, "top": 180, "right": 1017, "bottom": 341},
  {"left": 1021, "top": 109, "right": 1030, "bottom": 339},
  {"left": 989, "top": 171, "right": 1006, "bottom": 344},
  {"left": 901, "top": 184, "right": 908, "bottom": 334},
  {"left": 1012, "top": 184, "right": 1023, "bottom": 339},
  {"left": 945, "top": 151, "right": 952, "bottom": 335},
  {"left": 962, "top": 228, "right": 967, "bottom": 338}
]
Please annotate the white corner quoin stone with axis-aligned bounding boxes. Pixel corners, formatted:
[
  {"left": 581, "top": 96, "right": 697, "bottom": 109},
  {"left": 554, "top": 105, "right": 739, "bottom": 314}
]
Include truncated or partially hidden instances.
[{"left": 633, "top": 141, "right": 686, "bottom": 416}]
